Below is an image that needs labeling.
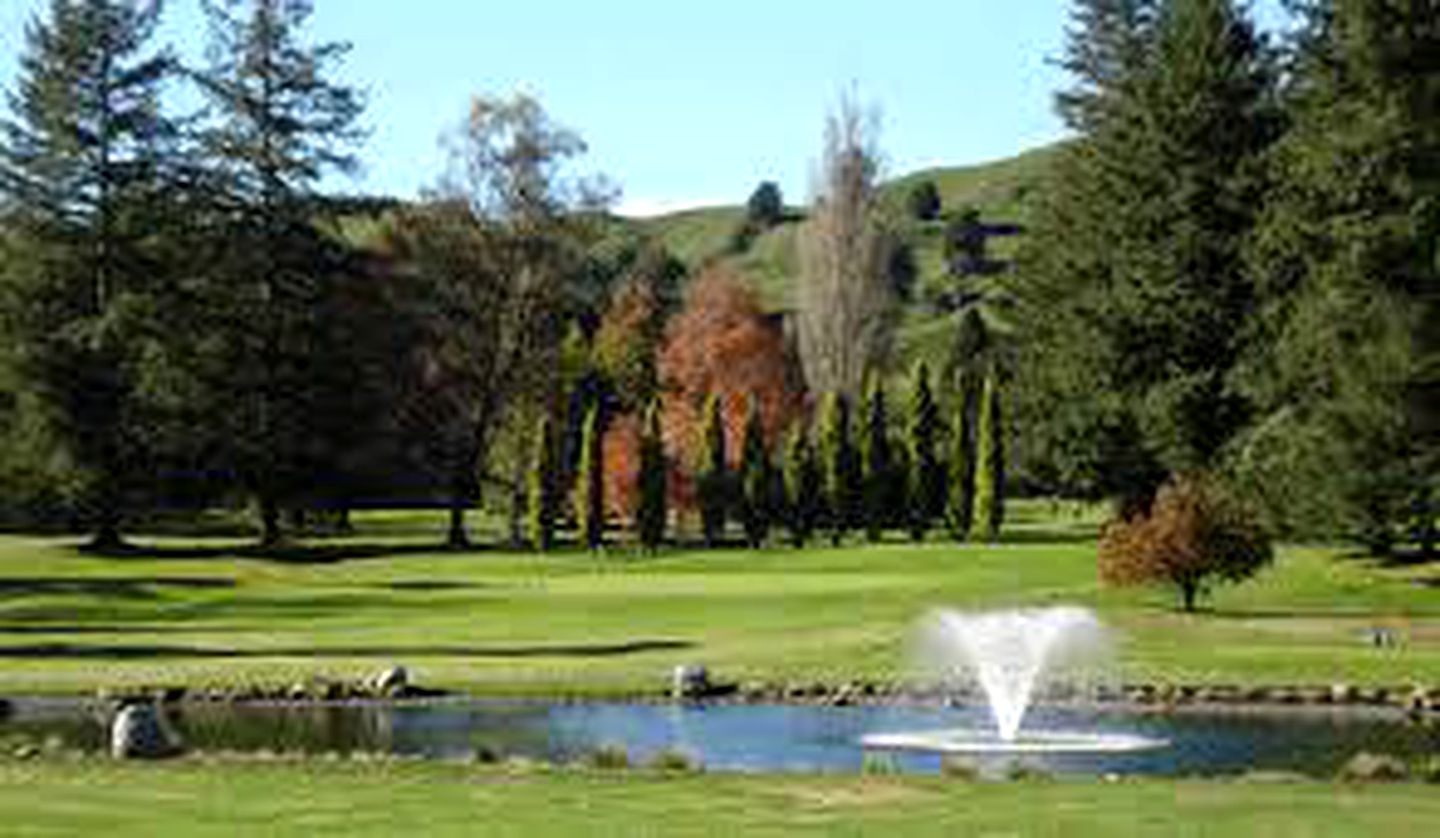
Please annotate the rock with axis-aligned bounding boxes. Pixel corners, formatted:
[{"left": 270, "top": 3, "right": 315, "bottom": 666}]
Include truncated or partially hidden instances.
[
  {"left": 371, "top": 666, "right": 408, "bottom": 696},
  {"left": 671, "top": 665, "right": 710, "bottom": 700},
  {"left": 288, "top": 683, "right": 309, "bottom": 701},
  {"left": 110, "top": 704, "right": 180, "bottom": 759},
  {"left": 1331, "top": 683, "right": 1357, "bottom": 704},
  {"left": 1339, "top": 752, "right": 1409, "bottom": 783}
]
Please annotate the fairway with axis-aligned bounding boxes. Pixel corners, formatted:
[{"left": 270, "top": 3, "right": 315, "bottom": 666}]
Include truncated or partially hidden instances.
[{"left": 0, "top": 504, "right": 1435, "bottom": 696}]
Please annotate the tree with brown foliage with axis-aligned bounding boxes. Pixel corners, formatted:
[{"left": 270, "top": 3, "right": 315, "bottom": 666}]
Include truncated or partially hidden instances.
[
  {"left": 657, "top": 267, "right": 800, "bottom": 488},
  {"left": 1098, "top": 475, "right": 1272, "bottom": 612}
]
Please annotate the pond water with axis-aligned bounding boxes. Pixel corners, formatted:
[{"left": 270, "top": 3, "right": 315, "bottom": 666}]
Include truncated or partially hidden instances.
[{"left": 3, "top": 698, "right": 1435, "bottom": 776}]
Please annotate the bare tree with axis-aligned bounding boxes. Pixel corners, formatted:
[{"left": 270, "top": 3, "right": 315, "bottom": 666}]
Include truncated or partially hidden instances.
[
  {"left": 796, "top": 94, "right": 896, "bottom": 399},
  {"left": 402, "top": 92, "right": 603, "bottom": 549}
]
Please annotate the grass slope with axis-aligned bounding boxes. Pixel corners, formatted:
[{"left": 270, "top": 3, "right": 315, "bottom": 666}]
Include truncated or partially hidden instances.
[
  {"left": 0, "top": 503, "right": 1434, "bottom": 695},
  {"left": 0, "top": 760, "right": 1435, "bottom": 836}
]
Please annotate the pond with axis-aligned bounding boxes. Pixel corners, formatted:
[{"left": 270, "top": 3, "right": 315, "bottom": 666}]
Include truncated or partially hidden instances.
[{"left": 3, "top": 698, "right": 1435, "bottom": 776}]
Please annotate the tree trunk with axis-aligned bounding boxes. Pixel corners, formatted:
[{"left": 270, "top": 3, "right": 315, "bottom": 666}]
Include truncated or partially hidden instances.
[{"left": 1180, "top": 580, "right": 1198, "bottom": 613}]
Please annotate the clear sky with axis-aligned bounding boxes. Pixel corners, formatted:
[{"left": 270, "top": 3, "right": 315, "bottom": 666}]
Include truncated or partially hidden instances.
[{"left": 0, "top": 0, "right": 1290, "bottom": 216}]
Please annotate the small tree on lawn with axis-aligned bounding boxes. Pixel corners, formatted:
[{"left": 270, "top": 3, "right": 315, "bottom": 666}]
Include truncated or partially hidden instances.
[
  {"left": 635, "top": 400, "right": 667, "bottom": 552},
  {"left": 1099, "top": 474, "right": 1273, "bottom": 612},
  {"left": 907, "top": 361, "right": 944, "bottom": 541},
  {"left": 574, "top": 403, "right": 605, "bottom": 552},
  {"left": 861, "top": 380, "right": 895, "bottom": 542},
  {"left": 820, "top": 392, "right": 861, "bottom": 545},
  {"left": 696, "top": 393, "right": 729, "bottom": 547},
  {"left": 971, "top": 372, "right": 1005, "bottom": 543},
  {"left": 784, "top": 423, "right": 823, "bottom": 548},
  {"left": 527, "top": 415, "right": 557, "bottom": 551},
  {"left": 907, "top": 180, "right": 942, "bottom": 221},
  {"left": 738, "top": 396, "right": 772, "bottom": 548},
  {"left": 947, "top": 388, "right": 976, "bottom": 540}
]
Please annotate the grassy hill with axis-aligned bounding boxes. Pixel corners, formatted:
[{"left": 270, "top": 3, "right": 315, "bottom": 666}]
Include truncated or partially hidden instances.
[{"left": 632, "top": 142, "right": 1062, "bottom": 372}]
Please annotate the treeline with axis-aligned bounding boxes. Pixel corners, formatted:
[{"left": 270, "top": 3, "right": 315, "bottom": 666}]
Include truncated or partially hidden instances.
[
  {"left": 1014, "top": 0, "right": 1439, "bottom": 557},
  {"left": 0, "top": 1, "right": 665, "bottom": 549}
]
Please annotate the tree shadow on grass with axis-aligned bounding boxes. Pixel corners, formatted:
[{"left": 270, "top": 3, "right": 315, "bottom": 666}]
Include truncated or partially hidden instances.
[
  {"left": 82, "top": 541, "right": 485, "bottom": 565},
  {"left": 0, "top": 638, "right": 694, "bottom": 660},
  {"left": 0, "top": 577, "right": 237, "bottom": 601}
]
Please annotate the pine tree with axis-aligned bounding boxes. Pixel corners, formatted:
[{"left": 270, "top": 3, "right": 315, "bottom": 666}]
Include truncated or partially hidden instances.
[
  {"left": 195, "top": 0, "right": 364, "bottom": 547},
  {"left": 527, "top": 414, "right": 557, "bottom": 551},
  {"left": 861, "top": 380, "right": 894, "bottom": 542},
  {"left": 574, "top": 403, "right": 605, "bottom": 552},
  {"left": 819, "top": 392, "right": 861, "bottom": 544},
  {"left": 738, "top": 397, "right": 772, "bottom": 548},
  {"left": 784, "top": 423, "right": 823, "bottom": 548},
  {"left": 635, "top": 400, "right": 667, "bottom": 553},
  {"left": 0, "top": 0, "right": 176, "bottom": 551},
  {"left": 907, "top": 362, "right": 943, "bottom": 541},
  {"left": 1018, "top": 0, "right": 1278, "bottom": 511},
  {"left": 971, "top": 373, "right": 1006, "bottom": 543},
  {"left": 696, "top": 393, "right": 729, "bottom": 547},
  {"left": 1237, "top": 0, "right": 1440, "bottom": 553}
]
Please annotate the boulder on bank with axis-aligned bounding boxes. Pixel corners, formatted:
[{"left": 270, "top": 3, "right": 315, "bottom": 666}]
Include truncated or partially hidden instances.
[
  {"left": 370, "top": 666, "right": 409, "bottom": 696},
  {"left": 672, "top": 665, "right": 710, "bottom": 700},
  {"left": 111, "top": 704, "right": 181, "bottom": 759},
  {"left": 1339, "top": 752, "right": 1409, "bottom": 783}
]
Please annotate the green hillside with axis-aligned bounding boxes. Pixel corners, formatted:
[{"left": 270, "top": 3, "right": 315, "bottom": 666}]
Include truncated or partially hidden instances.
[{"left": 632, "top": 142, "right": 1061, "bottom": 371}]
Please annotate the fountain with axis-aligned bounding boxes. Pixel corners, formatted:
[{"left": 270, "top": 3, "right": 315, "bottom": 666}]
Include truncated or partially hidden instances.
[{"left": 861, "top": 606, "right": 1168, "bottom": 754}]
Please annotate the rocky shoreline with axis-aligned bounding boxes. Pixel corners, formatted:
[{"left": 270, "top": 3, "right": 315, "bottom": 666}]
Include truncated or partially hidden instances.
[{"left": 19, "top": 674, "right": 1432, "bottom": 721}]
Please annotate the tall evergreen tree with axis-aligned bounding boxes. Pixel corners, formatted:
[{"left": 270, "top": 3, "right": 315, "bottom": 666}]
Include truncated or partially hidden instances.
[
  {"left": 635, "top": 399, "right": 667, "bottom": 552},
  {"left": 0, "top": 0, "right": 176, "bottom": 551},
  {"left": 783, "top": 423, "right": 823, "bottom": 548},
  {"left": 971, "top": 372, "right": 1006, "bottom": 543},
  {"left": 696, "top": 393, "right": 729, "bottom": 547},
  {"left": 1237, "top": 0, "right": 1440, "bottom": 553},
  {"left": 527, "top": 414, "right": 557, "bottom": 551},
  {"left": 907, "top": 361, "right": 944, "bottom": 541},
  {"left": 860, "top": 380, "right": 895, "bottom": 542},
  {"left": 819, "top": 392, "right": 861, "bottom": 545},
  {"left": 737, "top": 396, "right": 772, "bottom": 548},
  {"left": 1018, "top": 0, "right": 1279, "bottom": 512},
  {"left": 947, "top": 387, "right": 977, "bottom": 540},
  {"left": 574, "top": 402, "right": 604, "bottom": 552},
  {"left": 195, "top": 0, "right": 364, "bottom": 546}
]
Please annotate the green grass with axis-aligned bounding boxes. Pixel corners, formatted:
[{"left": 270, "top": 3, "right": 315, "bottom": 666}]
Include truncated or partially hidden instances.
[
  {"left": 0, "top": 759, "right": 1435, "bottom": 836},
  {"left": 0, "top": 501, "right": 1435, "bottom": 696}
]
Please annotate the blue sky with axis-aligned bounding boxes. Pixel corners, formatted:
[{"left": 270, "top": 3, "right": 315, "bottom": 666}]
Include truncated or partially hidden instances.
[{"left": 0, "top": 0, "right": 1290, "bottom": 216}]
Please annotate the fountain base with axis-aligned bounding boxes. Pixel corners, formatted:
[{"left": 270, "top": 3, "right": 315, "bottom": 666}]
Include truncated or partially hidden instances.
[{"left": 861, "top": 728, "right": 1167, "bottom": 755}]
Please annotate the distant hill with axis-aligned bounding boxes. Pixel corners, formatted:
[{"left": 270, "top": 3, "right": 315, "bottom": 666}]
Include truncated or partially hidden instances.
[{"left": 632, "top": 143, "right": 1062, "bottom": 372}]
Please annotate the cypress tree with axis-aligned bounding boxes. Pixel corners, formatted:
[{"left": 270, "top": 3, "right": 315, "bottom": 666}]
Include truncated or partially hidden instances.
[
  {"left": 861, "top": 381, "right": 894, "bottom": 542},
  {"left": 696, "top": 393, "right": 728, "bottom": 547},
  {"left": 784, "top": 423, "right": 823, "bottom": 548},
  {"left": 907, "top": 362, "right": 943, "bottom": 541},
  {"left": 738, "top": 397, "right": 771, "bottom": 548},
  {"left": 819, "top": 392, "right": 861, "bottom": 545},
  {"left": 527, "top": 415, "right": 556, "bottom": 551},
  {"left": 947, "top": 383, "right": 977, "bottom": 541},
  {"left": 971, "top": 373, "right": 1006, "bottom": 543},
  {"left": 0, "top": 0, "right": 176, "bottom": 551},
  {"left": 574, "top": 403, "right": 605, "bottom": 552},
  {"left": 635, "top": 400, "right": 667, "bottom": 552}
]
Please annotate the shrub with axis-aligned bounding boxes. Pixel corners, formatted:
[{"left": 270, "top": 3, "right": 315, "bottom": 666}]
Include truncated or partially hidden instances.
[
  {"left": 907, "top": 362, "right": 944, "bottom": 541},
  {"left": 907, "top": 180, "right": 942, "bottom": 221},
  {"left": 574, "top": 404, "right": 605, "bottom": 552},
  {"left": 696, "top": 393, "right": 729, "bottom": 546},
  {"left": 585, "top": 744, "right": 631, "bottom": 770},
  {"left": 861, "top": 381, "right": 897, "bottom": 542},
  {"left": 648, "top": 747, "right": 701, "bottom": 773},
  {"left": 1099, "top": 474, "right": 1273, "bottom": 612},
  {"left": 820, "top": 393, "right": 861, "bottom": 544}
]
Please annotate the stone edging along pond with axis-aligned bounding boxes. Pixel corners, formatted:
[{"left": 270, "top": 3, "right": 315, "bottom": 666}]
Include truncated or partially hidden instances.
[{"left": 20, "top": 674, "right": 1436, "bottom": 721}]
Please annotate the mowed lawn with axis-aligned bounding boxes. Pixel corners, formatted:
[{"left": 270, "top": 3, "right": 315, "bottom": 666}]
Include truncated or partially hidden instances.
[
  {"left": 0, "top": 503, "right": 1436, "bottom": 695},
  {"left": 0, "top": 760, "right": 1436, "bottom": 837}
]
